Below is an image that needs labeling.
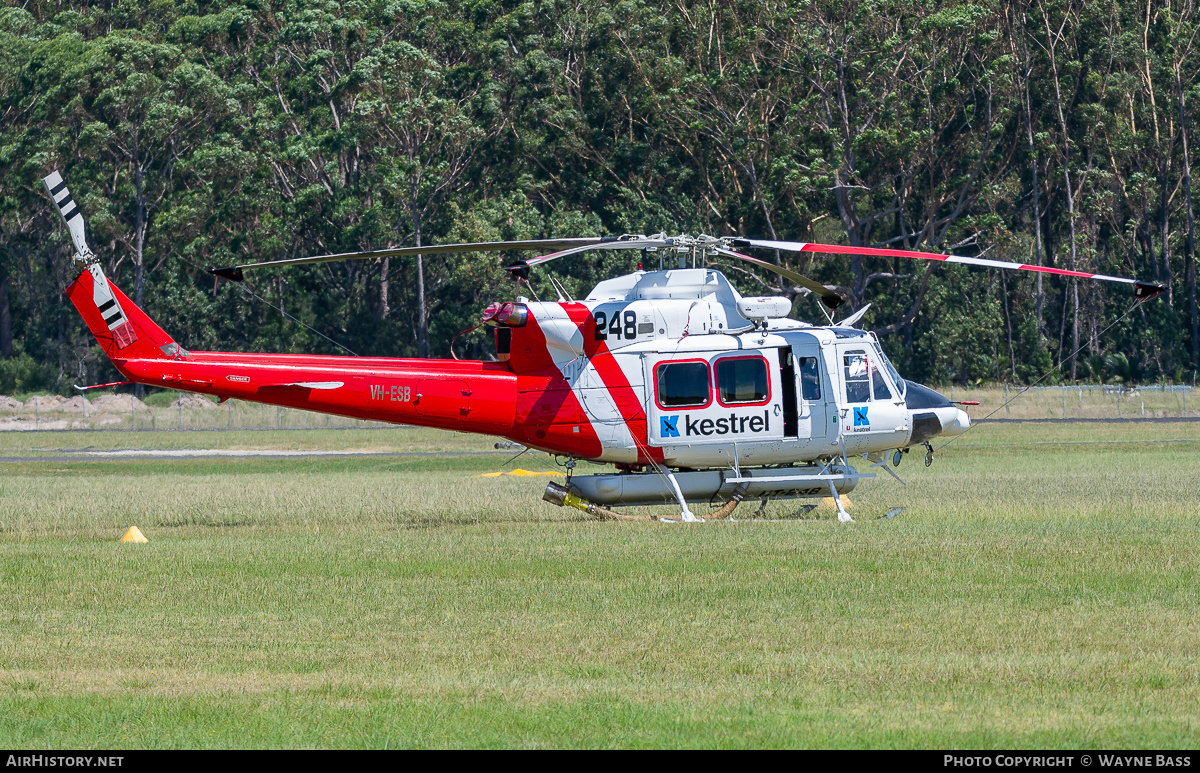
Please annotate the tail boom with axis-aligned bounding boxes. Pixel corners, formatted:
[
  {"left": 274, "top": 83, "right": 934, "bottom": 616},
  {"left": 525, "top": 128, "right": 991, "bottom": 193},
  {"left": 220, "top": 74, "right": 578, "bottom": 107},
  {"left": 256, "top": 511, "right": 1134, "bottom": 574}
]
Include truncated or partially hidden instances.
[
  {"left": 66, "top": 265, "right": 612, "bottom": 457},
  {"left": 65, "top": 267, "right": 592, "bottom": 448},
  {"left": 116, "top": 349, "right": 520, "bottom": 436}
]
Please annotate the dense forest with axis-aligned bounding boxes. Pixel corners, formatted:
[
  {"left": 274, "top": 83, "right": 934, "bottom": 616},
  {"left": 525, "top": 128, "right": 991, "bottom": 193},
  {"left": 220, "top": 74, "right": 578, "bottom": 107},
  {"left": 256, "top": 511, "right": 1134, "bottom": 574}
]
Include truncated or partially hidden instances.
[{"left": 2, "top": 0, "right": 1199, "bottom": 395}]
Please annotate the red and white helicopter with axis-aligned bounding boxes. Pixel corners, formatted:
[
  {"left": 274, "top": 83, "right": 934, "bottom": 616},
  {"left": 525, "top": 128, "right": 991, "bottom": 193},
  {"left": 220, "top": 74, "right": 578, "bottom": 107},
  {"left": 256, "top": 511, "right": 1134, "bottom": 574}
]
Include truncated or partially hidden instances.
[{"left": 44, "top": 171, "right": 1164, "bottom": 522}]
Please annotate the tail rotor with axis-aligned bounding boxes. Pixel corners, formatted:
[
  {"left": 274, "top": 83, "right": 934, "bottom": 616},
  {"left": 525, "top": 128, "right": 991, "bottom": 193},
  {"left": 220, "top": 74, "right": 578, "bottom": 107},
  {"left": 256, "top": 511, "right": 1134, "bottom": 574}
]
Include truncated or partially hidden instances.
[
  {"left": 42, "top": 170, "right": 138, "bottom": 350},
  {"left": 42, "top": 171, "right": 93, "bottom": 265}
]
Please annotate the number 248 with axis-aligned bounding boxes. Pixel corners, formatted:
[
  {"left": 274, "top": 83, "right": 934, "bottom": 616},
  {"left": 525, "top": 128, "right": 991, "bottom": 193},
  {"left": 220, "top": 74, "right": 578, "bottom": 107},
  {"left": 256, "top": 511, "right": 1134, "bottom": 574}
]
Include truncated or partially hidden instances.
[{"left": 594, "top": 310, "right": 637, "bottom": 341}]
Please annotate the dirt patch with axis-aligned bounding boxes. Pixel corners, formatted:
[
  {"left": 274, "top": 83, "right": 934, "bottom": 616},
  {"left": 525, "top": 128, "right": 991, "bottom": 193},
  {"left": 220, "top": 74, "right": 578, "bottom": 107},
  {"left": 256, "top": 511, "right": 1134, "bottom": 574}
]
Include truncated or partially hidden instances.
[
  {"left": 62, "top": 396, "right": 91, "bottom": 413},
  {"left": 7, "top": 395, "right": 93, "bottom": 413},
  {"left": 24, "top": 395, "right": 68, "bottom": 411},
  {"left": 90, "top": 394, "right": 147, "bottom": 413},
  {"left": 171, "top": 392, "right": 220, "bottom": 409},
  {"left": 0, "top": 417, "right": 72, "bottom": 431}
]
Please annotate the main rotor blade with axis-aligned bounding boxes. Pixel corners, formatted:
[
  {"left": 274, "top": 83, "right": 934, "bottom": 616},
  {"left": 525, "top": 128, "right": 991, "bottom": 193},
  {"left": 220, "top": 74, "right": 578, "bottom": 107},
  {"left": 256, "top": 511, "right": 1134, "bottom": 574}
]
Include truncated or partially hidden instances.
[
  {"left": 522, "top": 237, "right": 671, "bottom": 267},
  {"left": 501, "top": 236, "right": 672, "bottom": 279},
  {"left": 732, "top": 239, "right": 1166, "bottom": 299},
  {"left": 210, "top": 238, "right": 618, "bottom": 282},
  {"left": 714, "top": 248, "right": 844, "bottom": 310}
]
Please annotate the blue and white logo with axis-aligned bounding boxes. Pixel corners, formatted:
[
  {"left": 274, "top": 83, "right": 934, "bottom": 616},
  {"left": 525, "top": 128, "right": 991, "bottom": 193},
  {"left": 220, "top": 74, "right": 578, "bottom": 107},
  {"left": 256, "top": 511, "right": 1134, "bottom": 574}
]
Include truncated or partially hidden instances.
[
  {"left": 660, "top": 416, "right": 680, "bottom": 438},
  {"left": 853, "top": 407, "right": 869, "bottom": 427}
]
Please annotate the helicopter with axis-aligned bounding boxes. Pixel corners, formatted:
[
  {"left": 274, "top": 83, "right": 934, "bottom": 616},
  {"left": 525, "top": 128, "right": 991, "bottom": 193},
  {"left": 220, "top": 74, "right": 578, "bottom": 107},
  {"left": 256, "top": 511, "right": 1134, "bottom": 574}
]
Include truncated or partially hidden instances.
[{"left": 43, "top": 171, "right": 1165, "bottom": 523}]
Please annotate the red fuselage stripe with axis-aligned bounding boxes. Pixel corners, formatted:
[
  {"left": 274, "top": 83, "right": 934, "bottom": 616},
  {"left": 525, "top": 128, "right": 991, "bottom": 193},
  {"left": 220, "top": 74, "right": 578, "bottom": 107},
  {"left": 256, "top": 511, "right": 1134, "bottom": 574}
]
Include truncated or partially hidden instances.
[
  {"left": 509, "top": 314, "right": 603, "bottom": 457},
  {"left": 563, "top": 303, "right": 664, "bottom": 464}
]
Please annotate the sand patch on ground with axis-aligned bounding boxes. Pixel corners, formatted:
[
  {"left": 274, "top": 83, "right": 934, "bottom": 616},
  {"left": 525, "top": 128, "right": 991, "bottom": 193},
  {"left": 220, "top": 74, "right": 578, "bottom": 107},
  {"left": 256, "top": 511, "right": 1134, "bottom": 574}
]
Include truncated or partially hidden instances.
[
  {"left": 89, "top": 394, "right": 147, "bottom": 412},
  {"left": 170, "top": 393, "right": 219, "bottom": 409}
]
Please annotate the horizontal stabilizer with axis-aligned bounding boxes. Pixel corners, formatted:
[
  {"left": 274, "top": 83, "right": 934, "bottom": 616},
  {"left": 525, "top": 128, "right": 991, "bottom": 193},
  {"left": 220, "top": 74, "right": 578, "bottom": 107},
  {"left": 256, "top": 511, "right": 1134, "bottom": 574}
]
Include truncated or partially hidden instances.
[{"left": 73, "top": 380, "right": 135, "bottom": 392}]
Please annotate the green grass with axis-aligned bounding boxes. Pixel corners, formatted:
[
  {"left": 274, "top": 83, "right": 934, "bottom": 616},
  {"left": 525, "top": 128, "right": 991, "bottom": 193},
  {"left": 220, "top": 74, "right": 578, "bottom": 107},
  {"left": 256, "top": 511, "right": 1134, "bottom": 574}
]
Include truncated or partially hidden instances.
[
  {"left": 0, "top": 426, "right": 504, "bottom": 453},
  {"left": 0, "top": 421, "right": 1198, "bottom": 748}
]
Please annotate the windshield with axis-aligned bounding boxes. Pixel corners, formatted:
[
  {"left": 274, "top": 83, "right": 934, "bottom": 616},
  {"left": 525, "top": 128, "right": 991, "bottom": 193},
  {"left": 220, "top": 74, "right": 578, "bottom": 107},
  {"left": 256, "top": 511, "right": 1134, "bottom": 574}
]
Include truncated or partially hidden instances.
[{"left": 876, "top": 345, "right": 906, "bottom": 398}]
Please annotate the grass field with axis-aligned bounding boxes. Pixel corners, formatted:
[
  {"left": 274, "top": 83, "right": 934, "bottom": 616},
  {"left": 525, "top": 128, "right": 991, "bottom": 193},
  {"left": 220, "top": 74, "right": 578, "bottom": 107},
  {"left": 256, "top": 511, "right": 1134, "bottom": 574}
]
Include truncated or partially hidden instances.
[{"left": 1, "top": 421, "right": 1198, "bottom": 748}]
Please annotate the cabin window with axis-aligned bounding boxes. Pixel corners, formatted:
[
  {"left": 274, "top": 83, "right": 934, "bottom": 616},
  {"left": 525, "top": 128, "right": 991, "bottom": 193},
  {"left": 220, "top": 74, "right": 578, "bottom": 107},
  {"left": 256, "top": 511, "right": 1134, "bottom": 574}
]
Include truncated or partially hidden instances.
[
  {"left": 798, "top": 356, "right": 821, "bottom": 401},
  {"left": 656, "top": 361, "right": 711, "bottom": 408},
  {"left": 716, "top": 357, "right": 769, "bottom": 405},
  {"left": 844, "top": 351, "right": 871, "bottom": 403}
]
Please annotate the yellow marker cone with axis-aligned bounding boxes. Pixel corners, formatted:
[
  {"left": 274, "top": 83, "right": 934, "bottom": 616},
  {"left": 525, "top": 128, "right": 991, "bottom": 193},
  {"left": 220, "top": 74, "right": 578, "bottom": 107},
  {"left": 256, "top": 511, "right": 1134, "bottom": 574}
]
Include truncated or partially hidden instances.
[
  {"left": 120, "top": 526, "right": 148, "bottom": 543},
  {"left": 819, "top": 495, "right": 853, "bottom": 510}
]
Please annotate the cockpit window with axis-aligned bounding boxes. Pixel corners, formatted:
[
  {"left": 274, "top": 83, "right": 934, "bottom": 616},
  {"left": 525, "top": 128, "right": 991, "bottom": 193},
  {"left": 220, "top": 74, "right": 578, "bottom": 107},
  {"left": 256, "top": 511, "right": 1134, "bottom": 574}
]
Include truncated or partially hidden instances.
[
  {"left": 845, "top": 349, "right": 897, "bottom": 402},
  {"left": 877, "top": 346, "right": 906, "bottom": 398},
  {"left": 844, "top": 351, "right": 871, "bottom": 403},
  {"left": 871, "top": 365, "right": 893, "bottom": 400}
]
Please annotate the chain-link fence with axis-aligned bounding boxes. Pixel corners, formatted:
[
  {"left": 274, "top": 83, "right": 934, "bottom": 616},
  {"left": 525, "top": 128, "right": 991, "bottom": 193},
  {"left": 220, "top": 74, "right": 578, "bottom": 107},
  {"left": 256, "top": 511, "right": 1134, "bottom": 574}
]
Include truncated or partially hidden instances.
[
  {"left": 945, "top": 384, "right": 1197, "bottom": 420},
  {"left": 0, "top": 392, "right": 393, "bottom": 431}
]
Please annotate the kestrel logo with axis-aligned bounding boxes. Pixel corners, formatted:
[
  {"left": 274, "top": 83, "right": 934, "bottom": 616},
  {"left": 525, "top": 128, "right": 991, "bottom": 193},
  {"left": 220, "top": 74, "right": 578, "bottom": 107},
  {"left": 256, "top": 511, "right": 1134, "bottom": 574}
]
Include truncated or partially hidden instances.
[
  {"left": 854, "top": 407, "right": 869, "bottom": 426},
  {"left": 661, "top": 410, "right": 770, "bottom": 437}
]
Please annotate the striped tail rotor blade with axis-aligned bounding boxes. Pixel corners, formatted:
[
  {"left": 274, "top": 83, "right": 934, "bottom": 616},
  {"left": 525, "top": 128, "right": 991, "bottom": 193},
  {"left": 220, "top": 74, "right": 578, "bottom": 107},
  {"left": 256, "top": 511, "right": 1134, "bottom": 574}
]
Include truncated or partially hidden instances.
[
  {"left": 42, "top": 171, "right": 92, "bottom": 259},
  {"left": 40, "top": 172, "right": 136, "bottom": 340},
  {"left": 731, "top": 239, "right": 1165, "bottom": 297}
]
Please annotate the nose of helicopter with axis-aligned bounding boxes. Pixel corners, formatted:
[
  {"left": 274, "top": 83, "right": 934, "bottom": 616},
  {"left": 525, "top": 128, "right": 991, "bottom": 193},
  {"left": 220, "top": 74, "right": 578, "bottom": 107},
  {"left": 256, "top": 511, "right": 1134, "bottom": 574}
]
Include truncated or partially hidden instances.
[
  {"left": 939, "top": 406, "right": 971, "bottom": 436},
  {"left": 903, "top": 380, "right": 970, "bottom": 442}
]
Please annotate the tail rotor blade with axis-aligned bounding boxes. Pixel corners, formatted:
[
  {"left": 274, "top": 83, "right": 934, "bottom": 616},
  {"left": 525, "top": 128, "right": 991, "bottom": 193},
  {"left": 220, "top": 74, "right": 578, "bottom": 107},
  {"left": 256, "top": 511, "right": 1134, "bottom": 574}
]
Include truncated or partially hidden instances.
[
  {"left": 42, "top": 171, "right": 92, "bottom": 259},
  {"left": 41, "top": 172, "right": 135, "bottom": 341}
]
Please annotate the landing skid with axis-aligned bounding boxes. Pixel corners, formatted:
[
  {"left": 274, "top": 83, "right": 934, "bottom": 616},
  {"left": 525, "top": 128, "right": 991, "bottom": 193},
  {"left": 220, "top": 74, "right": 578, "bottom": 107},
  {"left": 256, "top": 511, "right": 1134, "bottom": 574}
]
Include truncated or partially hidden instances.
[{"left": 544, "top": 451, "right": 884, "bottom": 523}]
